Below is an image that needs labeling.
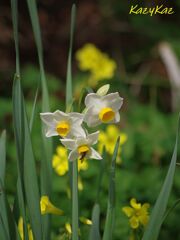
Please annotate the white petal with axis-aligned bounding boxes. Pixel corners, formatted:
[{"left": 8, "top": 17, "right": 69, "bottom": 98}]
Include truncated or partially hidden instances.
[
  {"left": 84, "top": 107, "right": 101, "bottom": 127},
  {"left": 69, "top": 112, "right": 84, "bottom": 125},
  {"left": 87, "top": 131, "right": 99, "bottom": 145},
  {"left": 69, "top": 150, "right": 78, "bottom": 161},
  {"left": 70, "top": 125, "right": 86, "bottom": 138},
  {"left": 60, "top": 139, "right": 76, "bottom": 150},
  {"left": 89, "top": 148, "right": 102, "bottom": 160},
  {"left": 40, "top": 112, "right": 55, "bottom": 126},
  {"left": 102, "top": 93, "right": 123, "bottom": 111},
  {"left": 115, "top": 112, "right": 120, "bottom": 122},
  {"left": 53, "top": 110, "right": 69, "bottom": 122},
  {"left": 76, "top": 137, "right": 89, "bottom": 146},
  {"left": 45, "top": 127, "right": 58, "bottom": 137},
  {"left": 85, "top": 93, "right": 101, "bottom": 108}
]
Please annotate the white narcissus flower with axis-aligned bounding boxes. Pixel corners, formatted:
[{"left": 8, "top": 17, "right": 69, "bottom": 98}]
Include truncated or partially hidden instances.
[
  {"left": 60, "top": 131, "right": 102, "bottom": 161},
  {"left": 84, "top": 92, "right": 123, "bottom": 127},
  {"left": 40, "top": 110, "right": 85, "bottom": 138}
]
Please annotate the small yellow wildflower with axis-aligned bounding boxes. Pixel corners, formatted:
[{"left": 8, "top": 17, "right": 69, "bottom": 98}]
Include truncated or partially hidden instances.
[
  {"left": 122, "top": 198, "right": 150, "bottom": 229},
  {"left": 40, "top": 196, "right": 64, "bottom": 215},
  {"left": 18, "top": 217, "right": 33, "bottom": 240},
  {"left": 52, "top": 146, "right": 89, "bottom": 176},
  {"left": 98, "top": 125, "right": 127, "bottom": 163},
  {"left": 76, "top": 43, "right": 116, "bottom": 86}
]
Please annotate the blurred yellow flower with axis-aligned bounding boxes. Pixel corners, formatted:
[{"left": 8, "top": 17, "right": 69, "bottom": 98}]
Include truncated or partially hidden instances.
[
  {"left": 76, "top": 43, "right": 116, "bottom": 86},
  {"left": 98, "top": 125, "right": 127, "bottom": 163},
  {"left": 79, "top": 216, "right": 92, "bottom": 225},
  {"left": 122, "top": 198, "right": 150, "bottom": 229},
  {"left": 40, "top": 196, "right": 64, "bottom": 215},
  {"left": 78, "top": 176, "right": 84, "bottom": 191},
  {"left": 18, "top": 217, "right": 33, "bottom": 240},
  {"left": 52, "top": 146, "right": 89, "bottom": 176},
  {"left": 52, "top": 146, "right": 68, "bottom": 176},
  {"left": 65, "top": 222, "right": 72, "bottom": 235}
]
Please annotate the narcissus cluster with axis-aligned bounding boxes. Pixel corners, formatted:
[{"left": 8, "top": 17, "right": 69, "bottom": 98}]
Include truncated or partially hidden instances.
[{"left": 40, "top": 85, "right": 123, "bottom": 163}]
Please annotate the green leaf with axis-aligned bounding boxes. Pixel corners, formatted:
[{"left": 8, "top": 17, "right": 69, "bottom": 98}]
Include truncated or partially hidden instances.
[
  {"left": 29, "top": 86, "right": 39, "bottom": 132},
  {"left": 89, "top": 203, "right": 101, "bottom": 240},
  {"left": 0, "top": 130, "right": 6, "bottom": 186},
  {"left": 12, "top": 75, "right": 29, "bottom": 240},
  {"left": 66, "top": 4, "right": 76, "bottom": 107},
  {"left": 11, "top": 0, "right": 20, "bottom": 75},
  {"left": 0, "top": 180, "right": 21, "bottom": 240},
  {"left": 142, "top": 117, "right": 180, "bottom": 240},
  {"left": 89, "top": 150, "right": 105, "bottom": 240},
  {"left": 26, "top": 1, "right": 53, "bottom": 238},
  {"left": 0, "top": 139, "right": 10, "bottom": 240},
  {"left": 13, "top": 77, "right": 43, "bottom": 240},
  {"left": 103, "top": 137, "right": 120, "bottom": 240}
]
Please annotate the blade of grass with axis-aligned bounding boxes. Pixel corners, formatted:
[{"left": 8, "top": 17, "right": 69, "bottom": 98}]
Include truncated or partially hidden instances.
[
  {"left": 0, "top": 131, "right": 6, "bottom": 186},
  {"left": 66, "top": 4, "right": 76, "bottom": 107},
  {"left": 88, "top": 150, "right": 105, "bottom": 240},
  {"left": 25, "top": 1, "right": 53, "bottom": 238},
  {"left": 29, "top": 85, "right": 39, "bottom": 132},
  {"left": 162, "top": 198, "right": 180, "bottom": 223},
  {"left": 0, "top": 180, "right": 21, "bottom": 240},
  {"left": 0, "top": 133, "right": 10, "bottom": 240},
  {"left": 142, "top": 116, "right": 180, "bottom": 240},
  {"left": 89, "top": 203, "right": 101, "bottom": 240},
  {"left": 13, "top": 77, "right": 43, "bottom": 240},
  {"left": 11, "top": 0, "right": 29, "bottom": 238},
  {"left": 102, "top": 137, "right": 120, "bottom": 240},
  {"left": 11, "top": 0, "right": 20, "bottom": 75}
]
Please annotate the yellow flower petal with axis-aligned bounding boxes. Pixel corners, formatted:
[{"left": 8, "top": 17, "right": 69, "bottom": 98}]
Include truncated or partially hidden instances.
[
  {"left": 40, "top": 196, "right": 64, "bottom": 215},
  {"left": 122, "top": 206, "right": 134, "bottom": 217},
  {"left": 130, "top": 198, "right": 141, "bottom": 210},
  {"left": 79, "top": 216, "right": 92, "bottom": 225},
  {"left": 129, "top": 216, "right": 139, "bottom": 229},
  {"left": 65, "top": 223, "right": 72, "bottom": 235},
  {"left": 18, "top": 217, "right": 34, "bottom": 240}
]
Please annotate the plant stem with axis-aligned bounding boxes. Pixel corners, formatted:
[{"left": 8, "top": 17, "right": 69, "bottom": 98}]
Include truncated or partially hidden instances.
[{"left": 72, "top": 160, "right": 79, "bottom": 240}]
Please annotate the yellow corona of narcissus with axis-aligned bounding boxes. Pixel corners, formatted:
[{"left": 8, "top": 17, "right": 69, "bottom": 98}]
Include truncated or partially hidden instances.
[
  {"left": 75, "top": 43, "right": 117, "bottom": 86},
  {"left": 18, "top": 217, "right": 34, "bottom": 240},
  {"left": 122, "top": 198, "right": 150, "bottom": 229},
  {"left": 40, "top": 111, "right": 85, "bottom": 138},
  {"left": 52, "top": 146, "right": 89, "bottom": 177},
  {"left": 61, "top": 131, "right": 102, "bottom": 162},
  {"left": 84, "top": 92, "right": 123, "bottom": 127},
  {"left": 40, "top": 196, "right": 64, "bottom": 215}
]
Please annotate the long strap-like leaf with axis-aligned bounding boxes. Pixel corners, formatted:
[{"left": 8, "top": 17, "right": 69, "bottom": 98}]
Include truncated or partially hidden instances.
[
  {"left": 103, "top": 137, "right": 120, "bottom": 240},
  {"left": 142, "top": 116, "right": 180, "bottom": 240}
]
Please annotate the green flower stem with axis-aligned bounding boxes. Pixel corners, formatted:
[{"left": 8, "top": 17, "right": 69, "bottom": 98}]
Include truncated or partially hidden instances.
[{"left": 72, "top": 160, "right": 79, "bottom": 240}]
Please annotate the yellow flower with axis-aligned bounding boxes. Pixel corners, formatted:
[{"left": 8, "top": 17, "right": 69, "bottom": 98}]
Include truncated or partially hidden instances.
[
  {"left": 122, "top": 198, "right": 150, "bottom": 229},
  {"left": 18, "top": 217, "right": 34, "bottom": 240},
  {"left": 76, "top": 43, "right": 116, "bottom": 86},
  {"left": 98, "top": 125, "right": 127, "bottom": 163},
  {"left": 79, "top": 216, "right": 92, "bottom": 225},
  {"left": 40, "top": 196, "right": 64, "bottom": 215},
  {"left": 65, "top": 222, "right": 72, "bottom": 235},
  {"left": 52, "top": 146, "right": 89, "bottom": 176},
  {"left": 52, "top": 146, "right": 68, "bottom": 176}
]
